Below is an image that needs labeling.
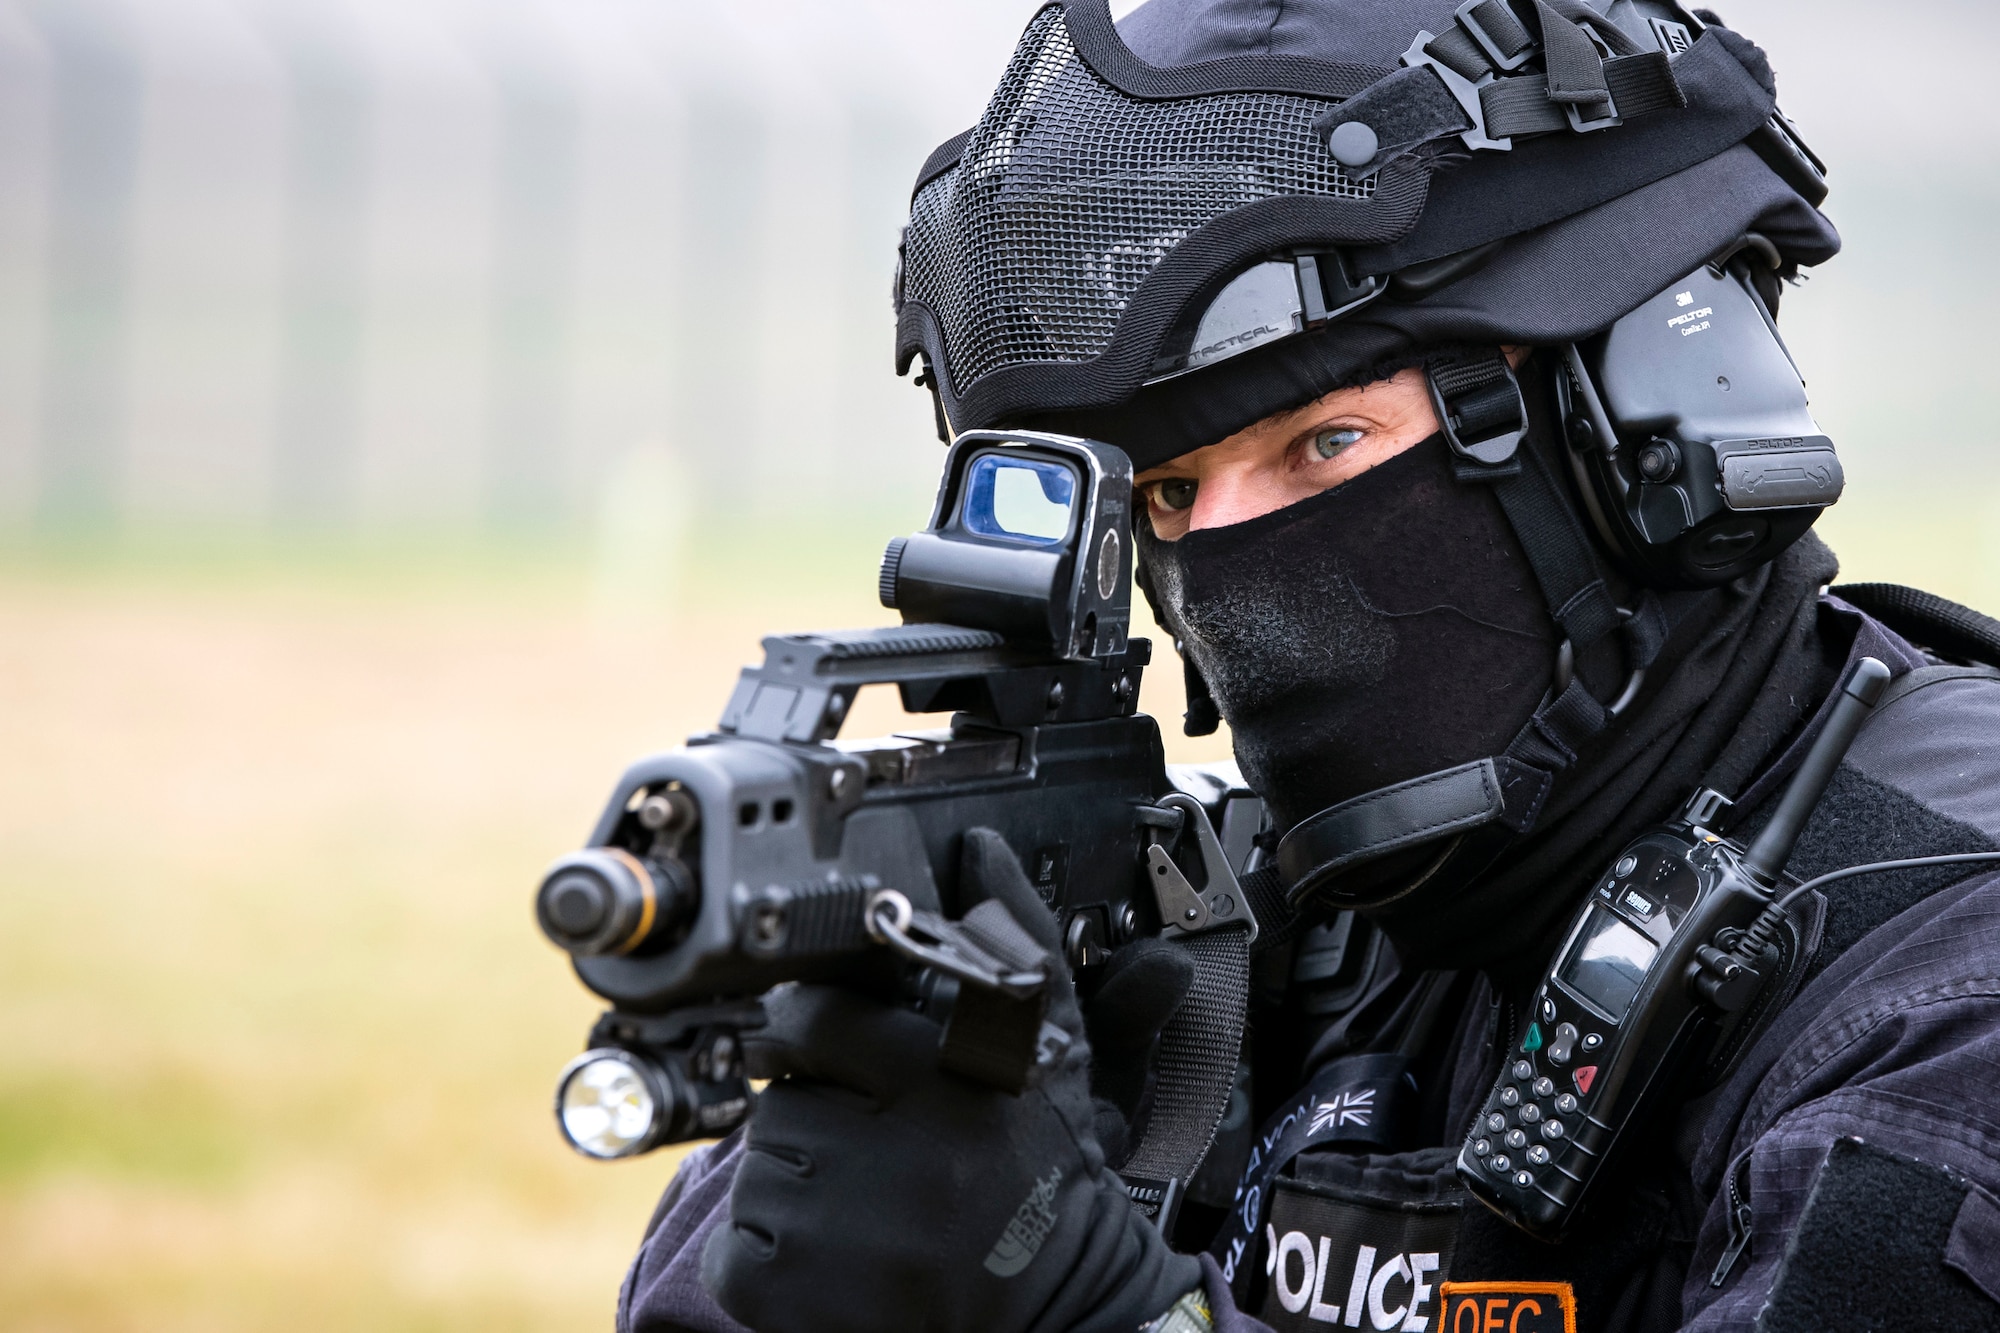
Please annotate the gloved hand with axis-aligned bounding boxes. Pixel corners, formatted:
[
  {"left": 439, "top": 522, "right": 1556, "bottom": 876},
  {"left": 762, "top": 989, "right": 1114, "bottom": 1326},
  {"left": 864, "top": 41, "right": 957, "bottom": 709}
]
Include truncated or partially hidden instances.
[{"left": 702, "top": 827, "right": 1203, "bottom": 1333}]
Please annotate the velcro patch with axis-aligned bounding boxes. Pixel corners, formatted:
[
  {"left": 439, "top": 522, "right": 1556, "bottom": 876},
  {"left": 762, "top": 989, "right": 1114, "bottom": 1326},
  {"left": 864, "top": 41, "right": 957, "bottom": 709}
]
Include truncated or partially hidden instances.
[
  {"left": 1258, "top": 1183, "right": 1458, "bottom": 1331},
  {"left": 1436, "top": 1283, "right": 1576, "bottom": 1333},
  {"left": 1759, "top": 1137, "right": 2000, "bottom": 1331}
]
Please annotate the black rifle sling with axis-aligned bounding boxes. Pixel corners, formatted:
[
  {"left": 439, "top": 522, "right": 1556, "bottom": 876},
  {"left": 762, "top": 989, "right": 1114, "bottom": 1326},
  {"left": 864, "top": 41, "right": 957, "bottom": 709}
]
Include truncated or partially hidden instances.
[
  {"left": 1117, "top": 864, "right": 1313, "bottom": 1215},
  {"left": 1119, "top": 922, "right": 1253, "bottom": 1212}
]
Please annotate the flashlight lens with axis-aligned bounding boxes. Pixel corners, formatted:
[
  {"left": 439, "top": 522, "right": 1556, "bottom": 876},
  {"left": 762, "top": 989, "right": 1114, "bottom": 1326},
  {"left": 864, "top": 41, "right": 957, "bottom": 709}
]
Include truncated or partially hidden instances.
[{"left": 558, "top": 1052, "right": 661, "bottom": 1159}]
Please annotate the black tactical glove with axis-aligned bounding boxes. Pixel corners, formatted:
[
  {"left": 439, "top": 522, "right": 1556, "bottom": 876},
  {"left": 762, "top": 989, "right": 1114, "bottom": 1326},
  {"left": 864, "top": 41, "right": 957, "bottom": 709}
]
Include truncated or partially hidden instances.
[{"left": 702, "top": 828, "right": 1202, "bottom": 1333}]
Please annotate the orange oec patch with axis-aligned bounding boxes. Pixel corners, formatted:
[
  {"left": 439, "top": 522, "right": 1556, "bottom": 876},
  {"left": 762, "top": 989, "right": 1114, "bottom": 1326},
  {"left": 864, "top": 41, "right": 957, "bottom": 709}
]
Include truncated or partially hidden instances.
[{"left": 1437, "top": 1282, "right": 1577, "bottom": 1333}]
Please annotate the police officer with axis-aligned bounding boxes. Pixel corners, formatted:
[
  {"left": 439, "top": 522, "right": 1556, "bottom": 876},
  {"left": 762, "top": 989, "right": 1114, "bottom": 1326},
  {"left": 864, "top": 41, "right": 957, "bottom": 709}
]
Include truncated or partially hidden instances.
[{"left": 622, "top": 1, "right": 2000, "bottom": 1329}]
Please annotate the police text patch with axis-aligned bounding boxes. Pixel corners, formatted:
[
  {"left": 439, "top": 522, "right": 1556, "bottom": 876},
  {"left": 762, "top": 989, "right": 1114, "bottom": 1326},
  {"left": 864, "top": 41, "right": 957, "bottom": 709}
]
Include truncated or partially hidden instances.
[{"left": 1257, "top": 1182, "right": 1459, "bottom": 1330}]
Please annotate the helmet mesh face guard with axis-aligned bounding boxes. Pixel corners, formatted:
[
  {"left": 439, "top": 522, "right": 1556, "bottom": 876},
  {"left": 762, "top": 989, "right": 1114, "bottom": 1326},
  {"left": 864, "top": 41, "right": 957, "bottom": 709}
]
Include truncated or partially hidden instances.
[
  {"left": 895, "top": 0, "right": 1837, "bottom": 470},
  {"left": 901, "top": 7, "right": 1380, "bottom": 390}
]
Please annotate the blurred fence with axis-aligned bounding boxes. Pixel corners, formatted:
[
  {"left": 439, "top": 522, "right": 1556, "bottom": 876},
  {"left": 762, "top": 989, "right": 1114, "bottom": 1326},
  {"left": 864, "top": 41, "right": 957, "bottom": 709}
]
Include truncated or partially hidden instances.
[
  {"left": 0, "top": 0, "right": 1042, "bottom": 540},
  {"left": 0, "top": 0, "right": 1996, "bottom": 598}
]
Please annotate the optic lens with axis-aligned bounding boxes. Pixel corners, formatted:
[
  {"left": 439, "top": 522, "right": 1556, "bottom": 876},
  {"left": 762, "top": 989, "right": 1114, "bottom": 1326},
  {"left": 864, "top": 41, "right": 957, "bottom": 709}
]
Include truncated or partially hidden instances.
[
  {"left": 961, "top": 453, "right": 1076, "bottom": 545},
  {"left": 556, "top": 1051, "right": 662, "bottom": 1159}
]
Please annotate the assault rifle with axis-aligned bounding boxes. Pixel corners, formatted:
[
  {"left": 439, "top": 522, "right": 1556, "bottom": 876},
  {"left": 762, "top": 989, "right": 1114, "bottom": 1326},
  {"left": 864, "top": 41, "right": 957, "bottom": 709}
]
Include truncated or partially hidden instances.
[{"left": 534, "top": 431, "right": 1263, "bottom": 1224}]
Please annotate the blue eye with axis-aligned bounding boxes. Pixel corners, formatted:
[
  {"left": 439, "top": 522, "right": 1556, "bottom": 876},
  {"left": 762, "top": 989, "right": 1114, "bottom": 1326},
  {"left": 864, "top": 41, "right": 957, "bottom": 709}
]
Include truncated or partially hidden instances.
[{"left": 1314, "top": 428, "right": 1364, "bottom": 460}]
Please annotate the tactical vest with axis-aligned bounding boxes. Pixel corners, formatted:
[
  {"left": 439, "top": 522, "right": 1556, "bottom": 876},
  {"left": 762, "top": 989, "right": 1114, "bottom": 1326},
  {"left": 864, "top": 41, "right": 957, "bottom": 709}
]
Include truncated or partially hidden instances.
[{"left": 1208, "top": 585, "right": 2000, "bottom": 1333}]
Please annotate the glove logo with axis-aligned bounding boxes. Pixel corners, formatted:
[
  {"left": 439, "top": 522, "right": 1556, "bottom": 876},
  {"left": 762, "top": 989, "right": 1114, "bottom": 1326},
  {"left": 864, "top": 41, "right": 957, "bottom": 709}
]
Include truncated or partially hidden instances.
[
  {"left": 984, "top": 1166, "right": 1063, "bottom": 1277},
  {"left": 1309, "top": 1090, "right": 1375, "bottom": 1136}
]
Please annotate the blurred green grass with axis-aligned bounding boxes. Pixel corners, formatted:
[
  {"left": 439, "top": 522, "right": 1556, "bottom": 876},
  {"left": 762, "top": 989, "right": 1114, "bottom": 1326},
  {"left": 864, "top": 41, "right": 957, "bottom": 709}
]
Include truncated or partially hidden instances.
[{"left": 0, "top": 495, "right": 1981, "bottom": 1331}]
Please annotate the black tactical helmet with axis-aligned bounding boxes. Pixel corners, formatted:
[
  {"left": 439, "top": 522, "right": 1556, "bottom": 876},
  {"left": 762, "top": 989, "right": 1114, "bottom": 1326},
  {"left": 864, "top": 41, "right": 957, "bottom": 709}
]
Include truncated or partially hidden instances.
[{"left": 894, "top": 0, "right": 1837, "bottom": 472}]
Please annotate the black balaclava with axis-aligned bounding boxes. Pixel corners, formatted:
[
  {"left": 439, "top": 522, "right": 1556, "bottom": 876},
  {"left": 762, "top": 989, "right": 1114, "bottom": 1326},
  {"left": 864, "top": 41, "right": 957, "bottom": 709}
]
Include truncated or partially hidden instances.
[
  {"left": 1379, "top": 530, "right": 1841, "bottom": 978},
  {"left": 1135, "top": 432, "right": 1557, "bottom": 835},
  {"left": 1133, "top": 370, "right": 1842, "bottom": 979}
]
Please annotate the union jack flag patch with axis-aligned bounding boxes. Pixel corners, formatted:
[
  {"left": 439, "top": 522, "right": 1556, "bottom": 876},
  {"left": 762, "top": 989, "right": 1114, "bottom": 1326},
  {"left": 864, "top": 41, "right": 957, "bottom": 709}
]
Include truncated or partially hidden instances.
[{"left": 1308, "top": 1088, "right": 1375, "bottom": 1135}]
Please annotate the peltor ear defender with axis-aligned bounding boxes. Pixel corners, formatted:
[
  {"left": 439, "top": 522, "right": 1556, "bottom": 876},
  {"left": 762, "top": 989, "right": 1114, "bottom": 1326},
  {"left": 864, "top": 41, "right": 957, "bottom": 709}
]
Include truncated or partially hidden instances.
[{"left": 1556, "top": 237, "right": 1841, "bottom": 588}]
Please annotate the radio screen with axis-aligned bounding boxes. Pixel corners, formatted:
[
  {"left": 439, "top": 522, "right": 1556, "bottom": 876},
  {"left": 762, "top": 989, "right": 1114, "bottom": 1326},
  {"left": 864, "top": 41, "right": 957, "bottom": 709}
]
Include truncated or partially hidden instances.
[{"left": 1559, "top": 906, "right": 1658, "bottom": 1021}]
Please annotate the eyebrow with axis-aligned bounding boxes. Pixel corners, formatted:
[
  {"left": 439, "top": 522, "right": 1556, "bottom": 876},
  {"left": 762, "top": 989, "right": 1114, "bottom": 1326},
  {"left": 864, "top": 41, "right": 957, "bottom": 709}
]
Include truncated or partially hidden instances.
[{"left": 1136, "top": 399, "right": 1386, "bottom": 480}]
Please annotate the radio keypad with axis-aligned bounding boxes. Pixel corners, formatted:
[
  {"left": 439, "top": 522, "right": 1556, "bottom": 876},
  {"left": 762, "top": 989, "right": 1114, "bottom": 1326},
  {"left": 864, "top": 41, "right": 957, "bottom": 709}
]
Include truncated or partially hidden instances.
[{"left": 1469, "top": 992, "right": 1617, "bottom": 1206}]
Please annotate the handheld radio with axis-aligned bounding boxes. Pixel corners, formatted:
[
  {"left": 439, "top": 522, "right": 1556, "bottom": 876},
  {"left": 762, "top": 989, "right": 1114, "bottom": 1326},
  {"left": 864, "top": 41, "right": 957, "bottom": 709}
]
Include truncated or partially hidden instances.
[{"left": 1456, "top": 657, "right": 1892, "bottom": 1236}]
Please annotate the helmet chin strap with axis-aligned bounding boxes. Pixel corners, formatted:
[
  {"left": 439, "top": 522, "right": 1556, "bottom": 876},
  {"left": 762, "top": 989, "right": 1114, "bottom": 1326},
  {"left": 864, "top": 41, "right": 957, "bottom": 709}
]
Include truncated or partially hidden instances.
[{"left": 1273, "top": 349, "right": 1666, "bottom": 913}]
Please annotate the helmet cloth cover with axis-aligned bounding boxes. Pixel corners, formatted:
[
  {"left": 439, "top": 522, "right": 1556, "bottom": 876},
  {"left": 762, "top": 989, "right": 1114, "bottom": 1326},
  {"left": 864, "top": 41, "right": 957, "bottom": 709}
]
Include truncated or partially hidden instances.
[{"left": 893, "top": 0, "right": 1840, "bottom": 471}]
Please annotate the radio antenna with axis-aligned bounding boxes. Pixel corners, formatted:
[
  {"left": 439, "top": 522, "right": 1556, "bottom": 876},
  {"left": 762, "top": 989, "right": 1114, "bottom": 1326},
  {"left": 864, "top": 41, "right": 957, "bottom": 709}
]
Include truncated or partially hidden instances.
[{"left": 1741, "top": 657, "right": 1891, "bottom": 885}]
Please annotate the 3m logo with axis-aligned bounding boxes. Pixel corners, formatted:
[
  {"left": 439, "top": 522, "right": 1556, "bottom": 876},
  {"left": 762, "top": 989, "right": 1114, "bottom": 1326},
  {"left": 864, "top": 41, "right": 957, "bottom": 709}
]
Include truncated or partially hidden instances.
[
  {"left": 1437, "top": 1282, "right": 1575, "bottom": 1333},
  {"left": 1309, "top": 1089, "right": 1376, "bottom": 1135}
]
